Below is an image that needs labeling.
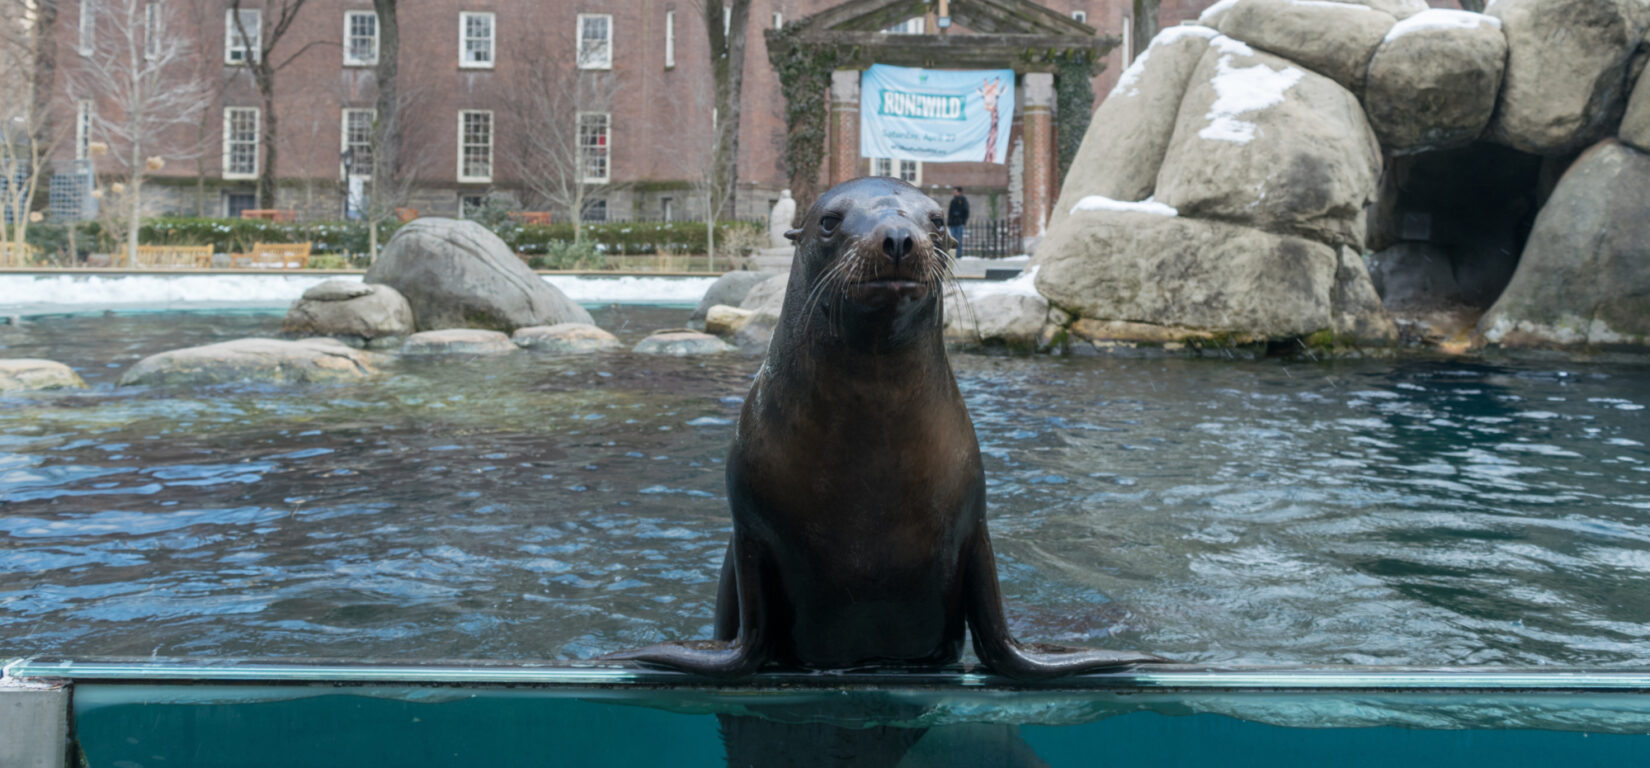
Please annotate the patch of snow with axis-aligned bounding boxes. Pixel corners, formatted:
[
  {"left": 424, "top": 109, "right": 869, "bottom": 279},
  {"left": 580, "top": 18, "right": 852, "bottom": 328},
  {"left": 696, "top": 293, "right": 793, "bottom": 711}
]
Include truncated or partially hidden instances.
[
  {"left": 1199, "top": 41, "right": 1303, "bottom": 144},
  {"left": 1069, "top": 195, "right": 1179, "bottom": 217},
  {"left": 967, "top": 265, "right": 1043, "bottom": 298},
  {"left": 1384, "top": 9, "right": 1501, "bottom": 42},
  {"left": 1290, "top": 0, "right": 1381, "bottom": 12}
]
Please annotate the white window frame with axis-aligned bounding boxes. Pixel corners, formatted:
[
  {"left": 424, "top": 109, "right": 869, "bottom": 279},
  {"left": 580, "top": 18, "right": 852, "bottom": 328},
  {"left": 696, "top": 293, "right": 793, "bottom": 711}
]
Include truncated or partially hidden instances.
[
  {"left": 144, "top": 3, "right": 162, "bottom": 61},
  {"left": 225, "top": 8, "right": 260, "bottom": 65},
  {"left": 576, "top": 13, "right": 611, "bottom": 70},
  {"left": 663, "top": 10, "right": 674, "bottom": 69},
  {"left": 342, "top": 10, "right": 378, "bottom": 66},
  {"left": 341, "top": 108, "right": 375, "bottom": 180},
  {"left": 222, "top": 107, "right": 260, "bottom": 180},
  {"left": 577, "top": 112, "right": 611, "bottom": 184},
  {"left": 75, "top": 100, "right": 94, "bottom": 161},
  {"left": 1121, "top": 16, "right": 1133, "bottom": 65},
  {"left": 1071, "top": 10, "right": 1087, "bottom": 24},
  {"left": 457, "top": 110, "right": 493, "bottom": 184},
  {"left": 773, "top": 11, "right": 783, "bottom": 29},
  {"left": 882, "top": 17, "right": 924, "bottom": 35},
  {"left": 459, "top": 11, "right": 495, "bottom": 69},
  {"left": 869, "top": 157, "right": 921, "bottom": 185},
  {"left": 78, "top": 0, "right": 95, "bottom": 55},
  {"left": 661, "top": 196, "right": 674, "bottom": 222}
]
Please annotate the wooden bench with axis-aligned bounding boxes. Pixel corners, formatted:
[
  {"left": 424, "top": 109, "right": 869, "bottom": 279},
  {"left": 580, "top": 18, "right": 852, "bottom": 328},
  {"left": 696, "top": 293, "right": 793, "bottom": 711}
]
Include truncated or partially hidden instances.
[
  {"left": 240, "top": 209, "right": 297, "bottom": 223},
  {"left": 134, "top": 245, "right": 213, "bottom": 268},
  {"left": 509, "top": 211, "right": 553, "bottom": 226},
  {"left": 232, "top": 242, "right": 312, "bottom": 269}
]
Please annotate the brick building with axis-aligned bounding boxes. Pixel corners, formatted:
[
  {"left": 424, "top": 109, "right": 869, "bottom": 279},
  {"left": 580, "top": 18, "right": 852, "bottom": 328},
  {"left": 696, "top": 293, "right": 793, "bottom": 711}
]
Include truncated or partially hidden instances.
[{"left": 48, "top": 0, "right": 1248, "bottom": 226}]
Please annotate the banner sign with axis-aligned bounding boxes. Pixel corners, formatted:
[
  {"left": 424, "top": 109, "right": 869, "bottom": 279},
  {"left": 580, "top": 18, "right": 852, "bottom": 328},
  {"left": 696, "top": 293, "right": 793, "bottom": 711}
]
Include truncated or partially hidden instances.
[{"left": 859, "top": 64, "right": 1015, "bottom": 165}]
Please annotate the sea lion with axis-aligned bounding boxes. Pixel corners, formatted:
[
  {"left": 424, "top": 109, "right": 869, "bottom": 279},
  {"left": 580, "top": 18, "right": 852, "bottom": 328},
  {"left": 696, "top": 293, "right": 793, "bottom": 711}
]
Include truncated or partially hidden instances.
[{"left": 608, "top": 177, "right": 1162, "bottom": 679}]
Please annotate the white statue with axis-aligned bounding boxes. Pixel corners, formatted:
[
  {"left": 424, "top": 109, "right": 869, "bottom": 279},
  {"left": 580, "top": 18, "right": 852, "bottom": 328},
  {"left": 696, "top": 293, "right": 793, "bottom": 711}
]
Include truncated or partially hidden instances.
[{"left": 768, "top": 190, "right": 797, "bottom": 248}]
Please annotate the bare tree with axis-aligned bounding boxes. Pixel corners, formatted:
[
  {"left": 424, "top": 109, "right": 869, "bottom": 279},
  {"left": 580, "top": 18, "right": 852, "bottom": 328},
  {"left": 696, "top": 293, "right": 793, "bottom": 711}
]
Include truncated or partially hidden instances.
[
  {"left": 664, "top": 58, "right": 732, "bottom": 269},
  {"left": 228, "top": 0, "right": 328, "bottom": 208},
  {"left": 1131, "top": 0, "right": 1159, "bottom": 63},
  {"left": 701, "top": 0, "right": 751, "bottom": 224},
  {"left": 357, "top": 0, "right": 430, "bottom": 259},
  {"left": 0, "top": 0, "right": 58, "bottom": 263},
  {"left": 503, "top": 43, "right": 620, "bottom": 246},
  {"left": 69, "top": 0, "right": 212, "bottom": 265}
]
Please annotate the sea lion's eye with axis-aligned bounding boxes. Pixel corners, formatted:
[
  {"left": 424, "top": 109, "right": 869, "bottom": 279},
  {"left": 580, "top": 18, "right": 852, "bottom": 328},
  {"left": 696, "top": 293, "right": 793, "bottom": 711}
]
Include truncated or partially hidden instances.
[
  {"left": 929, "top": 214, "right": 945, "bottom": 230},
  {"left": 819, "top": 214, "right": 842, "bottom": 233}
]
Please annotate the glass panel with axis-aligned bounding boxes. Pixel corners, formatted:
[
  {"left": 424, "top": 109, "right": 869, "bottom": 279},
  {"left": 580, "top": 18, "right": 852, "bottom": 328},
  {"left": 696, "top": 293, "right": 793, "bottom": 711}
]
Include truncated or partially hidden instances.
[
  {"left": 346, "top": 12, "right": 376, "bottom": 63},
  {"left": 463, "top": 13, "right": 492, "bottom": 64},
  {"left": 461, "top": 111, "right": 491, "bottom": 179}
]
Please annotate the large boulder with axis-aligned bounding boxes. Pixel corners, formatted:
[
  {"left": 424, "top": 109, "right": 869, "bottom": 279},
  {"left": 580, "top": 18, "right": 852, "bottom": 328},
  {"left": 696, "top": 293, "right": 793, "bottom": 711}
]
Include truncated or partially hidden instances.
[
  {"left": 689, "top": 271, "right": 775, "bottom": 329},
  {"left": 1045, "top": 25, "right": 1216, "bottom": 236},
  {"left": 281, "top": 279, "right": 414, "bottom": 344},
  {"left": 1481, "top": 140, "right": 1650, "bottom": 347},
  {"left": 739, "top": 273, "right": 789, "bottom": 314},
  {"left": 1035, "top": 206, "right": 1338, "bottom": 341},
  {"left": 0, "top": 359, "right": 85, "bottom": 392},
  {"left": 1216, "top": 0, "right": 1396, "bottom": 93},
  {"left": 1622, "top": 67, "right": 1650, "bottom": 152},
  {"left": 1364, "top": 10, "right": 1508, "bottom": 153},
  {"left": 512, "top": 323, "right": 622, "bottom": 354},
  {"left": 364, "top": 218, "right": 593, "bottom": 332},
  {"left": 1487, "top": 0, "right": 1642, "bottom": 154},
  {"left": 951, "top": 291, "right": 1049, "bottom": 349},
  {"left": 1153, "top": 38, "right": 1381, "bottom": 250},
  {"left": 120, "top": 338, "right": 378, "bottom": 387}
]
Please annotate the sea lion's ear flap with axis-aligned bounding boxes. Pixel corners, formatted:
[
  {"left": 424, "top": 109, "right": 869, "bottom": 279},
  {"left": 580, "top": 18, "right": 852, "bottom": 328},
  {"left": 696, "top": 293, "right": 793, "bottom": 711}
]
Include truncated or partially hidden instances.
[{"left": 784, "top": 228, "right": 802, "bottom": 242}]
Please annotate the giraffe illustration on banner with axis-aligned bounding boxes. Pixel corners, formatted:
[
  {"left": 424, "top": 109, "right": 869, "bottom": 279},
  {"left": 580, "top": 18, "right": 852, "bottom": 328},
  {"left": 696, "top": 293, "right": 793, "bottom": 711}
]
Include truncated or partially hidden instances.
[{"left": 978, "top": 78, "right": 1003, "bottom": 163}]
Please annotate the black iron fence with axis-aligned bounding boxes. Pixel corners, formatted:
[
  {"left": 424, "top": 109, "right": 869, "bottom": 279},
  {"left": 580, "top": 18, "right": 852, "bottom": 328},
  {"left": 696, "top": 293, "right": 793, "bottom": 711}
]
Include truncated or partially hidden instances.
[{"left": 954, "top": 219, "right": 1021, "bottom": 259}]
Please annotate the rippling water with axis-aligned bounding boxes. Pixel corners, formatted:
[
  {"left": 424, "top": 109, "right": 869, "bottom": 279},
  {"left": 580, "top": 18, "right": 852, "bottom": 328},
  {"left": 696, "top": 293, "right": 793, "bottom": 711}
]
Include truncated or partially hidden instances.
[{"left": 2, "top": 309, "right": 1648, "bottom": 666}]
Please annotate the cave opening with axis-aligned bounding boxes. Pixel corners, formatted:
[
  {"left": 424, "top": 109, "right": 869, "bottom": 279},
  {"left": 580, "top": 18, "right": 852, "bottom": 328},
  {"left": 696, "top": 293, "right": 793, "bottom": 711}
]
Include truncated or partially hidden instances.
[{"left": 1365, "top": 142, "right": 1559, "bottom": 338}]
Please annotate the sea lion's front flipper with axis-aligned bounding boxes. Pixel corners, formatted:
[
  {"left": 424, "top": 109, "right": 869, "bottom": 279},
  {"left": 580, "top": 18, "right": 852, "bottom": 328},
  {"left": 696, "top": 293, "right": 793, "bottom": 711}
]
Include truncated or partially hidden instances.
[
  {"left": 601, "top": 535, "right": 771, "bottom": 678},
  {"left": 961, "top": 522, "right": 1167, "bottom": 680}
]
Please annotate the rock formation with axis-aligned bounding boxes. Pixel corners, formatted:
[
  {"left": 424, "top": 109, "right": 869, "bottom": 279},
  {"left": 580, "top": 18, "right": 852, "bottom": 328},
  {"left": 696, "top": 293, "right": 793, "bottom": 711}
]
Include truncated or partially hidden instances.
[
  {"left": 512, "top": 323, "right": 623, "bottom": 354},
  {"left": 280, "top": 279, "right": 414, "bottom": 345},
  {"left": 400, "top": 329, "right": 519, "bottom": 356},
  {"left": 365, "top": 218, "right": 592, "bottom": 332},
  {"left": 1037, "top": 0, "right": 1650, "bottom": 352},
  {"left": 0, "top": 359, "right": 85, "bottom": 392},
  {"left": 120, "top": 338, "right": 378, "bottom": 387}
]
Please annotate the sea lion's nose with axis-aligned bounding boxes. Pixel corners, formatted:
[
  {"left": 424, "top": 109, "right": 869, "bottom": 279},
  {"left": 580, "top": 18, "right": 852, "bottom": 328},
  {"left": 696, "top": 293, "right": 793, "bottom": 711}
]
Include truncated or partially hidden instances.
[{"left": 879, "top": 224, "right": 917, "bottom": 266}]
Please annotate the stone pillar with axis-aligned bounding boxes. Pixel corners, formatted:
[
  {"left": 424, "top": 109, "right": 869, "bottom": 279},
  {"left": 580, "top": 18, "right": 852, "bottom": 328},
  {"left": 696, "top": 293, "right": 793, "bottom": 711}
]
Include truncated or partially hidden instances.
[
  {"left": 1, "top": 685, "right": 69, "bottom": 768},
  {"left": 829, "top": 70, "right": 862, "bottom": 186},
  {"left": 1019, "top": 72, "right": 1057, "bottom": 253}
]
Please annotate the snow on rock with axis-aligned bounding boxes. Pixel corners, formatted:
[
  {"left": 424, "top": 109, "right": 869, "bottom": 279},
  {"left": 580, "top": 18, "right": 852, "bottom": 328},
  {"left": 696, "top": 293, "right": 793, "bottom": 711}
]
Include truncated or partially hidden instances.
[
  {"left": 1384, "top": 9, "right": 1501, "bottom": 43},
  {"left": 1199, "top": 40, "right": 1305, "bottom": 144},
  {"left": 1070, "top": 196, "right": 1180, "bottom": 217},
  {"left": 1110, "top": 25, "right": 1218, "bottom": 98}
]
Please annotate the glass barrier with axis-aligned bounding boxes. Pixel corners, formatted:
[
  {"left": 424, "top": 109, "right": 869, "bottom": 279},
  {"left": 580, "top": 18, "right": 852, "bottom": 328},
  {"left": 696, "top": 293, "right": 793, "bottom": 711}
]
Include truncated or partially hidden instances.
[{"left": 8, "top": 660, "right": 1650, "bottom": 767}]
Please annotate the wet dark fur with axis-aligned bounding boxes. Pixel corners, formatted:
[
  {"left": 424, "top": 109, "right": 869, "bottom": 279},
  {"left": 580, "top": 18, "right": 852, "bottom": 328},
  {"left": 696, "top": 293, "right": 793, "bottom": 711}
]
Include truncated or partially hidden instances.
[{"left": 605, "top": 177, "right": 1162, "bottom": 679}]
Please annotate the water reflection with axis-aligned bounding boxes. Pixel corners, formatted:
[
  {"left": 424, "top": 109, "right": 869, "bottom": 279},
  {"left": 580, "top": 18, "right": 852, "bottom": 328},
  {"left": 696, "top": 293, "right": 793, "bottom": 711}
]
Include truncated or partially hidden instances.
[{"left": 1, "top": 310, "right": 1647, "bottom": 666}]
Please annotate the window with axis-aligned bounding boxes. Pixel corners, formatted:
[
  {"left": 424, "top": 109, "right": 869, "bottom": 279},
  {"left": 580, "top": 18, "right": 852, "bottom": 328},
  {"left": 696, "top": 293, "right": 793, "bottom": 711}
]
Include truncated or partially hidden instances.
[
  {"left": 343, "top": 10, "right": 378, "bottom": 66},
  {"left": 722, "top": 5, "right": 730, "bottom": 36},
  {"left": 341, "top": 109, "right": 374, "bottom": 179},
  {"left": 75, "top": 100, "right": 94, "bottom": 161},
  {"left": 458, "top": 110, "right": 493, "bottom": 183},
  {"left": 577, "top": 14, "right": 611, "bottom": 69},
  {"left": 870, "top": 157, "right": 920, "bottom": 185},
  {"left": 223, "top": 107, "right": 259, "bottom": 179},
  {"left": 79, "top": 0, "right": 95, "bottom": 55},
  {"left": 663, "top": 10, "right": 674, "bottom": 69},
  {"left": 1071, "top": 10, "right": 1087, "bottom": 24},
  {"left": 882, "top": 17, "right": 923, "bottom": 34},
  {"left": 773, "top": 11, "right": 783, "bottom": 29},
  {"left": 144, "top": 3, "right": 161, "bottom": 61},
  {"left": 460, "top": 195, "right": 485, "bottom": 218},
  {"left": 460, "top": 12, "right": 495, "bottom": 68},
  {"left": 225, "top": 8, "right": 260, "bottom": 64},
  {"left": 578, "top": 112, "right": 610, "bottom": 184},
  {"left": 225, "top": 192, "right": 256, "bottom": 219},
  {"left": 660, "top": 197, "right": 673, "bottom": 222},
  {"left": 581, "top": 199, "right": 607, "bottom": 223}
]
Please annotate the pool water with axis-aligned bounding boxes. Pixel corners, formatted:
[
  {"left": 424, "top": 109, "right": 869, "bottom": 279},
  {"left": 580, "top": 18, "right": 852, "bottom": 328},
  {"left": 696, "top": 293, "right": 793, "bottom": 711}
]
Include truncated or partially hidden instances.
[{"left": 2, "top": 308, "right": 1649, "bottom": 666}]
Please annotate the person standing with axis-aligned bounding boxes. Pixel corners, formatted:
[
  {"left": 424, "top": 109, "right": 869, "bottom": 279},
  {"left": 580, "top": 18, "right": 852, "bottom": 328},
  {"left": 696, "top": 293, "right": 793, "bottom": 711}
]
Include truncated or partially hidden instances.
[{"left": 947, "top": 187, "right": 970, "bottom": 258}]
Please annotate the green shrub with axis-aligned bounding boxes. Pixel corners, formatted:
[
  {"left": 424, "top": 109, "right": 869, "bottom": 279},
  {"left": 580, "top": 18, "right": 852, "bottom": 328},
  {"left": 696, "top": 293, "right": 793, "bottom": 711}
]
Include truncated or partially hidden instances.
[
  {"left": 138, "top": 217, "right": 402, "bottom": 255},
  {"left": 502, "top": 220, "right": 763, "bottom": 256}
]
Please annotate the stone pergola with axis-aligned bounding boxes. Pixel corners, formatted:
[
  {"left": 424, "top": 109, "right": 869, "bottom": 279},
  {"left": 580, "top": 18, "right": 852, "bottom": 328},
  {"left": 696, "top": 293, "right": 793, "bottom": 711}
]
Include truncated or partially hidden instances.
[{"left": 766, "top": 0, "right": 1116, "bottom": 250}]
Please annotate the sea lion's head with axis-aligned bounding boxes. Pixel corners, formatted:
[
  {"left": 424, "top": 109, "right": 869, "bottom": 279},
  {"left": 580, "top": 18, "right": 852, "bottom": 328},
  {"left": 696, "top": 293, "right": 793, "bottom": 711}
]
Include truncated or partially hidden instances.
[{"left": 783, "top": 177, "right": 956, "bottom": 348}]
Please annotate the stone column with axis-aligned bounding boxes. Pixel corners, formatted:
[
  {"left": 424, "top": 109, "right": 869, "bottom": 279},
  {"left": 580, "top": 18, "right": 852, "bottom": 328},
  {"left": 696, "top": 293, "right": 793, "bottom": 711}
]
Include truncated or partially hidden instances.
[
  {"left": 1019, "top": 72, "right": 1056, "bottom": 253},
  {"left": 829, "top": 70, "right": 862, "bottom": 186}
]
